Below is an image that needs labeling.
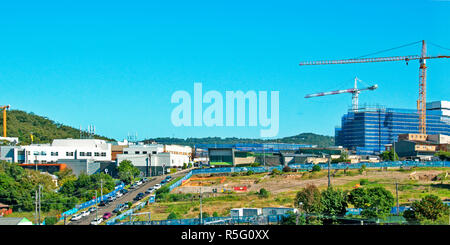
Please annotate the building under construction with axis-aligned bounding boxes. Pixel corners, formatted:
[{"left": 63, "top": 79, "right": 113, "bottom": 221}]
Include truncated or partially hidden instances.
[{"left": 335, "top": 101, "right": 450, "bottom": 155}]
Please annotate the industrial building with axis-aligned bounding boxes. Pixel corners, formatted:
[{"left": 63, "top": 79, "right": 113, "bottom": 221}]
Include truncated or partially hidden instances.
[
  {"left": 335, "top": 101, "right": 450, "bottom": 155},
  {"left": 116, "top": 143, "right": 192, "bottom": 176}
]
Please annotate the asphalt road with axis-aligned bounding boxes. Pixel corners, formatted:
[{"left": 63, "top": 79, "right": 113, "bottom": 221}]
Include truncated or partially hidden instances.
[{"left": 67, "top": 170, "right": 189, "bottom": 225}]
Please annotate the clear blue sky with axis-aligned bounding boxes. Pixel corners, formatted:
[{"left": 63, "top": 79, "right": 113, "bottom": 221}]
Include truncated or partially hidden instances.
[{"left": 1, "top": 0, "right": 449, "bottom": 140}]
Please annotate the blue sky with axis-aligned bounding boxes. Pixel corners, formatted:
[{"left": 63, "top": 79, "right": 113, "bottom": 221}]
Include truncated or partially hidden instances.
[{"left": 0, "top": 0, "right": 449, "bottom": 140}]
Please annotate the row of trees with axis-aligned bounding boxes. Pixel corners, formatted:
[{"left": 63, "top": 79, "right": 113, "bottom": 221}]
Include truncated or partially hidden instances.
[
  {"left": 0, "top": 160, "right": 132, "bottom": 213},
  {"left": 0, "top": 161, "right": 78, "bottom": 212},
  {"left": 288, "top": 184, "right": 449, "bottom": 224}
]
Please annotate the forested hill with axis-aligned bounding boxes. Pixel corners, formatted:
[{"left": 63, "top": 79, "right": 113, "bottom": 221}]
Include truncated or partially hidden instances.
[
  {"left": 143, "top": 133, "right": 334, "bottom": 147},
  {"left": 1, "top": 110, "right": 114, "bottom": 144}
]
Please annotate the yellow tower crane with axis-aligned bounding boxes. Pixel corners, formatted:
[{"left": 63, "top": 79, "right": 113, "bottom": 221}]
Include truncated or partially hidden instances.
[{"left": 0, "top": 105, "right": 10, "bottom": 137}]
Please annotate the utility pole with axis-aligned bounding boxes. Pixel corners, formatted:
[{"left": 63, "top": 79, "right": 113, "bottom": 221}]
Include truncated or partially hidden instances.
[
  {"left": 263, "top": 144, "right": 266, "bottom": 167},
  {"left": 200, "top": 185, "right": 203, "bottom": 225},
  {"left": 395, "top": 181, "right": 400, "bottom": 216},
  {"left": 95, "top": 190, "right": 98, "bottom": 223},
  {"left": 38, "top": 185, "right": 42, "bottom": 225},
  {"left": 100, "top": 179, "right": 103, "bottom": 201},
  {"left": 34, "top": 189, "right": 38, "bottom": 225},
  {"left": 327, "top": 155, "right": 331, "bottom": 188}
]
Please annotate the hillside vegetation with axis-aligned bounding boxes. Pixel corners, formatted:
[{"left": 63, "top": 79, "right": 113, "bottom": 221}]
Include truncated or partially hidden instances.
[
  {"left": 0, "top": 110, "right": 114, "bottom": 144},
  {"left": 143, "top": 133, "right": 334, "bottom": 147}
]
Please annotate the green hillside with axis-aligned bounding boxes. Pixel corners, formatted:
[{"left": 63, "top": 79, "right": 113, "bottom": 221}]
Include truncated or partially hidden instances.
[
  {"left": 0, "top": 110, "right": 114, "bottom": 144},
  {"left": 143, "top": 133, "right": 334, "bottom": 147}
]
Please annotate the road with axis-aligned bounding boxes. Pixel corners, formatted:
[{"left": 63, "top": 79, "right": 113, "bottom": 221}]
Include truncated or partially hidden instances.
[{"left": 67, "top": 170, "right": 189, "bottom": 225}]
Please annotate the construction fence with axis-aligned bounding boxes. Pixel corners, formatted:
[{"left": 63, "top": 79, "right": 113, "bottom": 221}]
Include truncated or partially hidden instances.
[{"left": 58, "top": 183, "right": 125, "bottom": 221}]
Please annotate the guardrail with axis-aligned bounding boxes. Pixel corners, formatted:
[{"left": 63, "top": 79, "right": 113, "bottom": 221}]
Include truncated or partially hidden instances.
[
  {"left": 59, "top": 183, "right": 125, "bottom": 221},
  {"left": 105, "top": 195, "right": 155, "bottom": 225}
]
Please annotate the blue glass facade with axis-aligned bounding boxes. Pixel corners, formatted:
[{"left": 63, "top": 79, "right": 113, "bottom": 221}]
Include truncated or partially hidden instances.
[{"left": 335, "top": 106, "right": 450, "bottom": 155}]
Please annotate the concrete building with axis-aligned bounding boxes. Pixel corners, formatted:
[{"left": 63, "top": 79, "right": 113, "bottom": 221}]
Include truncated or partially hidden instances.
[
  {"left": 15, "top": 139, "right": 112, "bottom": 164},
  {"left": 116, "top": 144, "right": 192, "bottom": 176}
]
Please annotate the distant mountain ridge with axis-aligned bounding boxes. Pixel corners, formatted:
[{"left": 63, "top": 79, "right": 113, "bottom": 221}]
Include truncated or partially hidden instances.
[
  {"left": 143, "top": 133, "right": 334, "bottom": 147},
  {"left": 1, "top": 110, "right": 114, "bottom": 145}
]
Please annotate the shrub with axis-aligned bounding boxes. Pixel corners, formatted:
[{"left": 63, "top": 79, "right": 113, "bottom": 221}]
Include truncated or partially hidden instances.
[
  {"left": 213, "top": 212, "right": 219, "bottom": 217},
  {"left": 359, "top": 179, "right": 369, "bottom": 185},
  {"left": 312, "top": 165, "right": 321, "bottom": 172},
  {"left": 44, "top": 216, "right": 58, "bottom": 225},
  {"left": 245, "top": 170, "right": 255, "bottom": 176},
  {"left": 258, "top": 188, "right": 270, "bottom": 198},
  {"left": 271, "top": 169, "right": 282, "bottom": 175},
  {"left": 283, "top": 166, "right": 292, "bottom": 172},
  {"left": 167, "top": 212, "right": 180, "bottom": 220},
  {"left": 403, "top": 195, "right": 450, "bottom": 223},
  {"left": 359, "top": 164, "right": 367, "bottom": 174}
]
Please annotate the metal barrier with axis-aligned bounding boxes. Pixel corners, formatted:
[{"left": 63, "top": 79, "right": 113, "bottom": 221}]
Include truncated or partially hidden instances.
[
  {"left": 105, "top": 196, "right": 154, "bottom": 225},
  {"left": 117, "top": 214, "right": 288, "bottom": 225},
  {"left": 59, "top": 183, "right": 125, "bottom": 221},
  {"left": 167, "top": 161, "right": 449, "bottom": 192}
]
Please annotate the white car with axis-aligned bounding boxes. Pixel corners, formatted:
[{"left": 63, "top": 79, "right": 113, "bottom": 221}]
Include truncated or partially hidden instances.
[
  {"left": 154, "top": 184, "right": 161, "bottom": 189},
  {"left": 90, "top": 217, "right": 103, "bottom": 225},
  {"left": 70, "top": 213, "right": 83, "bottom": 221},
  {"left": 137, "top": 180, "right": 143, "bottom": 186},
  {"left": 81, "top": 210, "right": 91, "bottom": 217},
  {"left": 116, "top": 192, "right": 123, "bottom": 198}
]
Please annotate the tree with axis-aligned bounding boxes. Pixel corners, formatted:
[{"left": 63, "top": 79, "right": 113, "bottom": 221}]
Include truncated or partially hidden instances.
[
  {"left": 182, "top": 163, "right": 187, "bottom": 170},
  {"left": 280, "top": 211, "right": 306, "bottom": 225},
  {"left": 117, "top": 160, "right": 140, "bottom": 184},
  {"left": 295, "top": 184, "right": 322, "bottom": 213},
  {"left": 188, "top": 162, "right": 193, "bottom": 168},
  {"left": 403, "top": 195, "right": 449, "bottom": 224},
  {"left": 380, "top": 149, "right": 398, "bottom": 161},
  {"left": 167, "top": 212, "right": 180, "bottom": 220},
  {"left": 55, "top": 167, "right": 76, "bottom": 187},
  {"left": 312, "top": 164, "right": 321, "bottom": 172},
  {"left": 348, "top": 186, "right": 394, "bottom": 218},
  {"left": 320, "top": 188, "right": 348, "bottom": 217},
  {"left": 258, "top": 188, "right": 270, "bottom": 198},
  {"left": 435, "top": 150, "right": 450, "bottom": 161},
  {"left": 212, "top": 211, "right": 219, "bottom": 217},
  {"left": 283, "top": 166, "right": 292, "bottom": 172}
]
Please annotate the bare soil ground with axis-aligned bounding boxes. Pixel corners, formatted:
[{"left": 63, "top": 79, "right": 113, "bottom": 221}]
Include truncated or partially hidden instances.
[{"left": 174, "top": 169, "right": 447, "bottom": 194}]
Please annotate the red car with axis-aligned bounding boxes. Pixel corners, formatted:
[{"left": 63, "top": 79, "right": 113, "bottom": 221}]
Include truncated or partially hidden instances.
[{"left": 102, "top": 212, "right": 112, "bottom": 220}]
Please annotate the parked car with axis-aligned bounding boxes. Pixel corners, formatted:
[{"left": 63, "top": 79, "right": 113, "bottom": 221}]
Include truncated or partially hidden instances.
[
  {"left": 81, "top": 210, "right": 90, "bottom": 217},
  {"left": 122, "top": 189, "right": 129, "bottom": 194},
  {"left": 88, "top": 206, "right": 97, "bottom": 213},
  {"left": 107, "top": 196, "right": 115, "bottom": 202},
  {"left": 136, "top": 180, "right": 143, "bottom": 186},
  {"left": 116, "top": 192, "right": 123, "bottom": 198},
  {"left": 133, "top": 193, "right": 144, "bottom": 201},
  {"left": 154, "top": 184, "right": 161, "bottom": 189},
  {"left": 145, "top": 188, "right": 154, "bottom": 194},
  {"left": 70, "top": 213, "right": 83, "bottom": 221},
  {"left": 113, "top": 204, "right": 125, "bottom": 213},
  {"left": 129, "top": 184, "right": 137, "bottom": 189},
  {"left": 90, "top": 217, "right": 103, "bottom": 225},
  {"left": 102, "top": 212, "right": 112, "bottom": 220},
  {"left": 99, "top": 200, "right": 108, "bottom": 206}
]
